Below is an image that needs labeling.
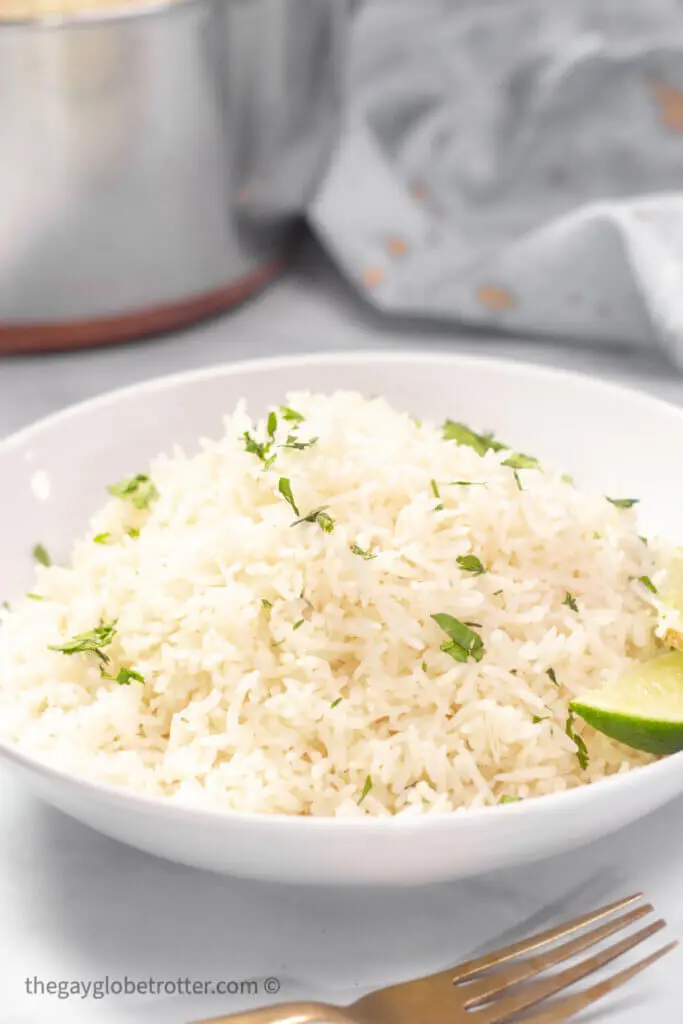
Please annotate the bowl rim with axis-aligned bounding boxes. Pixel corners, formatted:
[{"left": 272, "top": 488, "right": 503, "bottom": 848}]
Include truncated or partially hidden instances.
[
  {"left": 2, "top": 347, "right": 683, "bottom": 833},
  {"left": 0, "top": 0, "right": 202, "bottom": 31}
]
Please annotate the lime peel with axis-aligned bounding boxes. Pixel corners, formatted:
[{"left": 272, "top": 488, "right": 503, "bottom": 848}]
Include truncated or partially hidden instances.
[{"left": 570, "top": 651, "right": 683, "bottom": 755}]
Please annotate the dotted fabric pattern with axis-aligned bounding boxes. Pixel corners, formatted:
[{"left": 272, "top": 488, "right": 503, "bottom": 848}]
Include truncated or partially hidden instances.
[{"left": 310, "top": 0, "right": 683, "bottom": 364}]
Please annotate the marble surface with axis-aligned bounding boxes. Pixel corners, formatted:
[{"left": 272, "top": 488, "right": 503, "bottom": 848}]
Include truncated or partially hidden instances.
[{"left": 1, "top": 240, "right": 682, "bottom": 1023}]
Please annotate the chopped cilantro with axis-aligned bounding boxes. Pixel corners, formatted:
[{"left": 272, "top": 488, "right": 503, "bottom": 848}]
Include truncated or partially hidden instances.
[
  {"left": 261, "top": 598, "right": 273, "bottom": 611},
  {"left": 448, "top": 481, "right": 486, "bottom": 487},
  {"left": 498, "top": 795, "right": 519, "bottom": 805},
  {"left": 267, "top": 410, "right": 278, "bottom": 441},
  {"left": 49, "top": 621, "right": 116, "bottom": 664},
  {"left": 282, "top": 435, "right": 318, "bottom": 451},
  {"left": 493, "top": 589, "right": 503, "bottom": 597},
  {"left": 563, "top": 592, "right": 579, "bottom": 612},
  {"left": 27, "top": 593, "right": 43, "bottom": 601},
  {"left": 421, "top": 661, "right": 427, "bottom": 672},
  {"left": 108, "top": 474, "right": 158, "bottom": 510},
  {"left": 502, "top": 452, "right": 540, "bottom": 470},
  {"left": 358, "top": 775, "right": 373, "bottom": 805},
  {"left": 561, "top": 474, "right": 575, "bottom": 485},
  {"left": 278, "top": 477, "right": 300, "bottom": 516},
  {"left": 430, "top": 479, "right": 441, "bottom": 499},
  {"left": 443, "top": 421, "right": 505, "bottom": 456},
  {"left": 32, "top": 543, "right": 51, "bottom": 567},
  {"left": 546, "top": 667, "right": 560, "bottom": 687},
  {"left": 513, "top": 470, "right": 523, "bottom": 491},
  {"left": 293, "top": 619, "right": 304, "bottom": 631},
  {"left": 638, "top": 575, "right": 658, "bottom": 594},
  {"left": 443, "top": 421, "right": 540, "bottom": 473},
  {"left": 242, "top": 431, "right": 276, "bottom": 469},
  {"left": 292, "top": 507, "right": 335, "bottom": 533},
  {"left": 431, "top": 613, "right": 484, "bottom": 663},
  {"left": 351, "top": 544, "right": 376, "bottom": 560},
  {"left": 532, "top": 715, "right": 548, "bottom": 724},
  {"left": 456, "top": 554, "right": 486, "bottom": 576},
  {"left": 330, "top": 697, "right": 343, "bottom": 708},
  {"left": 606, "top": 497, "right": 639, "bottom": 509},
  {"left": 102, "top": 666, "right": 145, "bottom": 686},
  {"left": 566, "top": 710, "right": 590, "bottom": 770},
  {"left": 280, "top": 406, "right": 305, "bottom": 424},
  {"left": 127, "top": 528, "right": 140, "bottom": 539},
  {"left": 93, "top": 533, "right": 110, "bottom": 545}
]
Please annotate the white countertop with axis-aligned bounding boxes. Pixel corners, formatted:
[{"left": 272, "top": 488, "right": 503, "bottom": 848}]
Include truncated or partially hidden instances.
[{"left": 1, "top": 240, "right": 682, "bottom": 1023}]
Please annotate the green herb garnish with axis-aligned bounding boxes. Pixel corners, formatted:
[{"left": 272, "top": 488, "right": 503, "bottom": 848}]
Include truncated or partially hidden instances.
[
  {"left": 358, "top": 775, "right": 373, "bottom": 805},
  {"left": 292, "top": 507, "right": 335, "bottom": 533},
  {"left": 443, "top": 421, "right": 539, "bottom": 473},
  {"left": 502, "top": 452, "right": 540, "bottom": 470},
  {"left": 49, "top": 620, "right": 116, "bottom": 664},
  {"left": 448, "top": 480, "right": 486, "bottom": 487},
  {"left": 267, "top": 410, "right": 278, "bottom": 441},
  {"left": 561, "top": 474, "right": 575, "bottom": 485},
  {"left": 293, "top": 619, "right": 304, "bottom": 631},
  {"left": 102, "top": 666, "right": 145, "bottom": 686},
  {"left": 498, "top": 795, "right": 519, "bottom": 805},
  {"left": 108, "top": 474, "right": 158, "bottom": 510},
  {"left": 532, "top": 715, "right": 548, "bottom": 724},
  {"left": 27, "top": 593, "right": 43, "bottom": 601},
  {"left": 638, "top": 575, "right": 658, "bottom": 594},
  {"left": 242, "top": 431, "right": 277, "bottom": 469},
  {"left": 32, "top": 543, "right": 51, "bottom": 567},
  {"left": 431, "top": 613, "right": 484, "bottom": 663},
  {"left": 639, "top": 535, "right": 649, "bottom": 546},
  {"left": 566, "top": 710, "right": 590, "bottom": 770},
  {"left": 261, "top": 598, "right": 273, "bottom": 611},
  {"left": 456, "top": 554, "right": 486, "bottom": 576},
  {"left": 280, "top": 406, "right": 305, "bottom": 424},
  {"left": 330, "top": 697, "right": 343, "bottom": 708},
  {"left": 127, "top": 528, "right": 140, "bottom": 539},
  {"left": 93, "top": 533, "right": 110, "bottom": 545},
  {"left": 443, "top": 421, "right": 505, "bottom": 456},
  {"left": 282, "top": 435, "right": 318, "bottom": 451},
  {"left": 563, "top": 592, "right": 579, "bottom": 612},
  {"left": 421, "top": 661, "right": 427, "bottom": 672},
  {"left": 606, "top": 497, "right": 639, "bottom": 509},
  {"left": 493, "top": 589, "right": 503, "bottom": 596},
  {"left": 351, "top": 544, "right": 376, "bottom": 560},
  {"left": 546, "top": 667, "right": 560, "bottom": 687},
  {"left": 513, "top": 470, "right": 523, "bottom": 491},
  {"left": 278, "top": 477, "right": 300, "bottom": 516},
  {"left": 430, "top": 479, "right": 441, "bottom": 499}
]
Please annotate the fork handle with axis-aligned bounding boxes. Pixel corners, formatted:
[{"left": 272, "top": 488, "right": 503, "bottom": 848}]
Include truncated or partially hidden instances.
[{"left": 189, "top": 1003, "right": 351, "bottom": 1024}]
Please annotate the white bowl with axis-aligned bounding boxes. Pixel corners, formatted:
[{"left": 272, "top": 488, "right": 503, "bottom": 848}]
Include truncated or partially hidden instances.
[{"left": 2, "top": 351, "right": 683, "bottom": 886}]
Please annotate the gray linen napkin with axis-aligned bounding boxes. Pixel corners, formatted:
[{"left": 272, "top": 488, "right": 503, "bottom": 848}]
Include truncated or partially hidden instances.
[{"left": 310, "top": 0, "right": 683, "bottom": 364}]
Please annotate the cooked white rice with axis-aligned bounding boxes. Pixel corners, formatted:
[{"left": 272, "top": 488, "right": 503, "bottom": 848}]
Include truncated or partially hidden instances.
[{"left": 0, "top": 391, "right": 663, "bottom": 816}]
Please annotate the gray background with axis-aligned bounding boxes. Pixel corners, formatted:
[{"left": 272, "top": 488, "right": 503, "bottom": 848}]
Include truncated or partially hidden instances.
[{"left": 1, "top": 238, "right": 682, "bottom": 1022}]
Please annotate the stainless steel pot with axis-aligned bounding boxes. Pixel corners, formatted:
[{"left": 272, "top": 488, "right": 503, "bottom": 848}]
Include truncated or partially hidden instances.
[{"left": 0, "top": 0, "right": 349, "bottom": 352}]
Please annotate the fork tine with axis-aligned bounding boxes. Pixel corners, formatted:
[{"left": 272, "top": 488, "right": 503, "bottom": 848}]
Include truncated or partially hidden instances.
[
  {"left": 450, "top": 894, "right": 643, "bottom": 983},
  {"left": 520, "top": 941, "right": 678, "bottom": 1024},
  {"left": 462, "top": 903, "right": 653, "bottom": 1007},
  {"left": 477, "top": 918, "right": 667, "bottom": 1024}
]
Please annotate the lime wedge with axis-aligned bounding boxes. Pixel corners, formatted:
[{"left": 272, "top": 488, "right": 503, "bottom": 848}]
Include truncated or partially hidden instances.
[{"left": 570, "top": 652, "right": 683, "bottom": 755}]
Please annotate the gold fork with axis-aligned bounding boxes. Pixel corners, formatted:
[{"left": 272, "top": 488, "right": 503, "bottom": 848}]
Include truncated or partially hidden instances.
[{"left": 191, "top": 893, "right": 675, "bottom": 1024}]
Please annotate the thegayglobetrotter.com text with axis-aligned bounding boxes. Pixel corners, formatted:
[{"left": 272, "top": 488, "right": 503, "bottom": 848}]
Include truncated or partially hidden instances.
[{"left": 25, "top": 975, "right": 282, "bottom": 1001}]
